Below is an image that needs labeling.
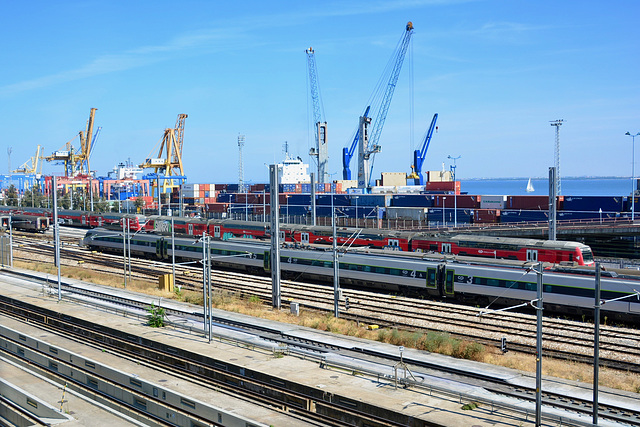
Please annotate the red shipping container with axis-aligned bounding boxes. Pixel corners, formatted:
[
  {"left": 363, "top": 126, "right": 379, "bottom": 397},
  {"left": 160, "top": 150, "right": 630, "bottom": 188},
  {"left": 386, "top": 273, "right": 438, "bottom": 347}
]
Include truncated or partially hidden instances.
[
  {"left": 434, "top": 194, "right": 480, "bottom": 208},
  {"left": 253, "top": 205, "right": 270, "bottom": 215},
  {"left": 507, "top": 195, "right": 563, "bottom": 210},
  {"left": 473, "top": 209, "right": 501, "bottom": 223},
  {"left": 425, "top": 181, "right": 461, "bottom": 194},
  {"left": 205, "top": 203, "right": 229, "bottom": 212}
]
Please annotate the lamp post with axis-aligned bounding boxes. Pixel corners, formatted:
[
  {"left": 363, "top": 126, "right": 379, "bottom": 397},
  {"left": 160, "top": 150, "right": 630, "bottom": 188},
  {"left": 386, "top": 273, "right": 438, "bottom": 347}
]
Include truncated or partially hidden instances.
[
  {"left": 354, "top": 196, "right": 359, "bottom": 228},
  {"left": 626, "top": 132, "right": 640, "bottom": 221},
  {"left": 448, "top": 155, "right": 461, "bottom": 228},
  {"left": 442, "top": 197, "right": 446, "bottom": 227}
]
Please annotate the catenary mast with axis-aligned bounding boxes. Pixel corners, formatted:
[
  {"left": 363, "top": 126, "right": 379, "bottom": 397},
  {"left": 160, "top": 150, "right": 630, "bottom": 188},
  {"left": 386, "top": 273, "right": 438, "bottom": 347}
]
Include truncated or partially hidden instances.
[{"left": 550, "top": 119, "right": 563, "bottom": 195}]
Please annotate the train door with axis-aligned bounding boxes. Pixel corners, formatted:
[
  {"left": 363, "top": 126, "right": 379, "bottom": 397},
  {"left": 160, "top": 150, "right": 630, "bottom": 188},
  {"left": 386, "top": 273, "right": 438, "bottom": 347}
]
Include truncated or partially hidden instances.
[
  {"left": 213, "top": 226, "right": 221, "bottom": 239},
  {"left": 388, "top": 239, "right": 400, "bottom": 249},
  {"left": 426, "top": 267, "right": 438, "bottom": 290},
  {"left": 526, "top": 249, "right": 538, "bottom": 262},
  {"left": 188, "top": 223, "right": 194, "bottom": 235},
  {"left": 444, "top": 269, "right": 455, "bottom": 295},
  {"left": 97, "top": 217, "right": 103, "bottom": 227},
  {"left": 155, "top": 238, "right": 167, "bottom": 259},
  {"left": 280, "top": 231, "right": 286, "bottom": 240},
  {"left": 441, "top": 243, "right": 452, "bottom": 254},
  {"left": 300, "top": 232, "right": 310, "bottom": 244},
  {"left": 81, "top": 215, "right": 87, "bottom": 226},
  {"left": 263, "top": 250, "right": 271, "bottom": 272}
]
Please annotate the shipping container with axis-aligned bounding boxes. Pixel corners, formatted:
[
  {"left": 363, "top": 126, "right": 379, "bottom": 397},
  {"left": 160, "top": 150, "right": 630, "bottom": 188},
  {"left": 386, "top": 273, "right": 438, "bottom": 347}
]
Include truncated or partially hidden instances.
[
  {"left": 205, "top": 203, "right": 229, "bottom": 213},
  {"left": 286, "top": 194, "right": 312, "bottom": 205},
  {"left": 350, "top": 194, "right": 390, "bottom": 207},
  {"left": 427, "top": 208, "right": 472, "bottom": 224},
  {"left": 317, "top": 194, "right": 350, "bottom": 206},
  {"left": 391, "top": 194, "right": 434, "bottom": 208},
  {"left": 425, "top": 181, "right": 460, "bottom": 194},
  {"left": 216, "top": 193, "right": 235, "bottom": 203},
  {"left": 433, "top": 195, "right": 480, "bottom": 209},
  {"left": 480, "top": 195, "right": 507, "bottom": 209},
  {"left": 385, "top": 207, "right": 429, "bottom": 221},
  {"left": 500, "top": 210, "right": 549, "bottom": 223},
  {"left": 473, "top": 209, "right": 501, "bottom": 223},
  {"left": 562, "top": 196, "right": 624, "bottom": 212}
]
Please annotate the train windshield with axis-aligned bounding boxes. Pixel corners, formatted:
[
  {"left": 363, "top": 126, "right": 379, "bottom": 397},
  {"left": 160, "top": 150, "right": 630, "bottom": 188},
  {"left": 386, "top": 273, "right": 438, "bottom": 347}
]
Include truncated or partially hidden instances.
[{"left": 581, "top": 247, "right": 594, "bottom": 265}]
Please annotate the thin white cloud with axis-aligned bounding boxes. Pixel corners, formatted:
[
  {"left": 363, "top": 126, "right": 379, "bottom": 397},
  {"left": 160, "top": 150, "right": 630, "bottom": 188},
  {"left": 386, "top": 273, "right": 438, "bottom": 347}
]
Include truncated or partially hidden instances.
[{"left": 0, "top": 27, "right": 234, "bottom": 97}]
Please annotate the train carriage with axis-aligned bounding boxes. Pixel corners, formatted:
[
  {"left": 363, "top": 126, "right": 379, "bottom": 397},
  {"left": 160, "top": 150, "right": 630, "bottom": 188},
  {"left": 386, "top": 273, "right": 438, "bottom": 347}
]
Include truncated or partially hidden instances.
[
  {"left": 208, "top": 219, "right": 272, "bottom": 241},
  {"left": 410, "top": 234, "right": 595, "bottom": 266},
  {"left": 286, "top": 224, "right": 412, "bottom": 251},
  {"left": 144, "top": 215, "right": 208, "bottom": 236},
  {"left": 1, "top": 214, "right": 50, "bottom": 232}
]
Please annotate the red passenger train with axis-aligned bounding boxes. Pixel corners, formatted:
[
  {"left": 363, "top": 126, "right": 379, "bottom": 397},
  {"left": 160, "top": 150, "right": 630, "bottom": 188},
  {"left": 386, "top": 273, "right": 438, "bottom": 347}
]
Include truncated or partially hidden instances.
[{"left": 0, "top": 206, "right": 595, "bottom": 266}]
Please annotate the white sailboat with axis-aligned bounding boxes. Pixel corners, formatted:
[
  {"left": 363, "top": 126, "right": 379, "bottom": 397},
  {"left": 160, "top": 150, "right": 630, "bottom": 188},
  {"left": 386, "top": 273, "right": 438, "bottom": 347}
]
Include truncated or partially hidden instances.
[{"left": 526, "top": 178, "right": 534, "bottom": 193}]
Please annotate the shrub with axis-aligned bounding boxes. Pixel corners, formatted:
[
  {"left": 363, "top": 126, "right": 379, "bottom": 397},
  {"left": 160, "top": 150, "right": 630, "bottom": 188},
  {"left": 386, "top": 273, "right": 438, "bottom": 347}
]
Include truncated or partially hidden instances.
[{"left": 146, "top": 303, "right": 165, "bottom": 328}]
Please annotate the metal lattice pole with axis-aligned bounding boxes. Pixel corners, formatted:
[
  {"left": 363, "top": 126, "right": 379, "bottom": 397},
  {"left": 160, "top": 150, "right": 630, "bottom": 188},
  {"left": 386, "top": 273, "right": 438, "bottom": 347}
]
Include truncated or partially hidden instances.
[
  {"left": 238, "top": 134, "right": 245, "bottom": 193},
  {"left": 550, "top": 120, "right": 563, "bottom": 195}
]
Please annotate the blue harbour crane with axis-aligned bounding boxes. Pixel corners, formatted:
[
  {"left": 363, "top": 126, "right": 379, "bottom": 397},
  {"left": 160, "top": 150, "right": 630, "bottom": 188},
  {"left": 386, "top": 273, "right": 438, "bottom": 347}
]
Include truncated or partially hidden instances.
[
  {"left": 342, "top": 105, "right": 370, "bottom": 180},
  {"left": 408, "top": 113, "right": 438, "bottom": 185},
  {"left": 306, "top": 47, "right": 329, "bottom": 184},
  {"left": 344, "top": 21, "right": 414, "bottom": 188}
]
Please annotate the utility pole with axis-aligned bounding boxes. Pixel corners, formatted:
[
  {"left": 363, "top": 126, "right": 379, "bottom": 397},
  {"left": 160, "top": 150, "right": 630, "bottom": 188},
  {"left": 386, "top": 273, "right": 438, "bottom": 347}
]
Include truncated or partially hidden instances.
[
  {"left": 549, "top": 167, "right": 557, "bottom": 241},
  {"left": 550, "top": 119, "right": 563, "bottom": 195},
  {"left": 269, "top": 164, "right": 281, "bottom": 309},
  {"left": 238, "top": 134, "right": 245, "bottom": 193},
  {"left": 7, "top": 147, "right": 12, "bottom": 190}
]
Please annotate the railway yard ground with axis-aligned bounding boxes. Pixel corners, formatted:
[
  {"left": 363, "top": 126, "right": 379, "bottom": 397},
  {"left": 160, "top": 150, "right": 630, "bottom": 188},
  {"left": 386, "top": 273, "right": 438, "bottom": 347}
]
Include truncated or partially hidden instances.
[{"left": 1, "top": 228, "right": 640, "bottom": 426}]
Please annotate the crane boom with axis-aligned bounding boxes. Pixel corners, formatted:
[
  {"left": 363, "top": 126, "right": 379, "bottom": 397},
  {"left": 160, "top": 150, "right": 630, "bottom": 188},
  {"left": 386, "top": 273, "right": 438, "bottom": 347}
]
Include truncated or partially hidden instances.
[
  {"left": 306, "top": 47, "right": 328, "bottom": 184},
  {"left": 409, "top": 113, "right": 438, "bottom": 185},
  {"left": 368, "top": 22, "right": 414, "bottom": 158},
  {"left": 345, "top": 22, "right": 414, "bottom": 188},
  {"left": 139, "top": 114, "right": 188, "bottom": 195}
]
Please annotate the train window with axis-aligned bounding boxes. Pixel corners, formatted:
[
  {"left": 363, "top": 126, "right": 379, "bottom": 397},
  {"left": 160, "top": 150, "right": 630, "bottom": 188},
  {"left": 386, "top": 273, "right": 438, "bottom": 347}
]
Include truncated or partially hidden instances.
[
  {"left": 180, "top": 398, "right": 196, "bottom": 409},
  {"left": 133, "top": 399, "right": 147, "bottom": 411},
  {"left": 441, "top": 243, "right": 452, "bottom": 254}
]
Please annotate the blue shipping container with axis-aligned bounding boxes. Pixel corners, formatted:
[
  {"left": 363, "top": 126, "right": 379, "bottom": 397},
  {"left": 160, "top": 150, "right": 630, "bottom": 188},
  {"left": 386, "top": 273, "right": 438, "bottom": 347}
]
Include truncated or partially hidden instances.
[
  {"left": 562, "top": 196, "right": 623, "bottom": 212},
  {"left": 500, "top": 210, "right": 549, "bottom": 223},
  {"left": 317, "top": 194, "right": 350, "bottom": 206},
  {"left": 391, "top": 194, "right": 434, "bottom": 208},
  {"left": 350, "top": 194, "right": 389, "bottom": 207}
]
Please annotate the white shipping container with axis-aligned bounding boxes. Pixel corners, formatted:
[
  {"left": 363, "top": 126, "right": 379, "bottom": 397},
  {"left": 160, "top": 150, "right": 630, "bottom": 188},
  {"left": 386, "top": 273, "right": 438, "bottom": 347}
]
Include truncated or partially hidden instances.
[
  {"left": 480, "top": 195, "right": 507, "bottom": 209},
  {"left": 386, "top": 207, "right": 429, "bottom": 221},
  {"left": 396, "top": 185, "right": 425, "bottom": 194},
  {"left": 371, "top": 186, "right": 397, "bottom": 194}
]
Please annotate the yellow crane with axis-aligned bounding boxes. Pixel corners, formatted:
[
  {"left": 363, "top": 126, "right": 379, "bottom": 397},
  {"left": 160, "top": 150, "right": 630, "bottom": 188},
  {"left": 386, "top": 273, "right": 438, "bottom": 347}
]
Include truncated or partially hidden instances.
[
  {"left": 45, "top": 108, "right": 98, "bottom": 177},
  {"left": 139, "top": 113, "right": 188, "bottom": 194},
  {"left": 13, "top": 145, "right": 44, "bottom": 175}
]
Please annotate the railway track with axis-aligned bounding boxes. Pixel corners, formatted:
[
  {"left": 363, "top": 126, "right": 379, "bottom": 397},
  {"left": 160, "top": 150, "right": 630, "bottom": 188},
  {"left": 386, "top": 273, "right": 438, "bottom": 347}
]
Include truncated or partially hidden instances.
[
  {"left": 2, "top": 273, "right": 639, "bottom": 426},
  {"left": 11, "top": 233, "right": 640, "bottom": 374}
]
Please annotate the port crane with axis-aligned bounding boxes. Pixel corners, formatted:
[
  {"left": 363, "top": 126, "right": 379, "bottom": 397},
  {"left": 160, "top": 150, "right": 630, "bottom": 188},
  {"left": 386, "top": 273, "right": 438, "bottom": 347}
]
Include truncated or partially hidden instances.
[
  {"left": 306, "top": 47, "right": 328, "bottom": 184},
  {"left": 45, "top": 107, "right": 99, "bottom": 177},
  {"left": 342, "top": 106, "right": 370, "bottom": 180},
  {"left": 13, "top": 145, "right": 44, "bottom": 175},
  {"left": 342, "top": 22, "right": 414, "bottom": 188},
  {"left": 139, "top": 114, "right": 188, "bottom": 194},
  {"left": 408, "top": 113, "right": 438, "bottom": 185}
]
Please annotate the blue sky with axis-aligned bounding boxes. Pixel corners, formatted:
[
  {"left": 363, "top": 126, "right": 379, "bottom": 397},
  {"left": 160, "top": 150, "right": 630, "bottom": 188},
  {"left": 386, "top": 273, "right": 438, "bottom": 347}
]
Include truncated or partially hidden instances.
[{"left": 1, "top": 0, "right": 639, "bottom": 184}]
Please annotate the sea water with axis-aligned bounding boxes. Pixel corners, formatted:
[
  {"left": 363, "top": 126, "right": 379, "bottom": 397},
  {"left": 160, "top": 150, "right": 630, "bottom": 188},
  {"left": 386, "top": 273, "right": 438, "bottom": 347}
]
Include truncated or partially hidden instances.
[{"left": 460, "top": 178, "right": 632, "bottom": 196}]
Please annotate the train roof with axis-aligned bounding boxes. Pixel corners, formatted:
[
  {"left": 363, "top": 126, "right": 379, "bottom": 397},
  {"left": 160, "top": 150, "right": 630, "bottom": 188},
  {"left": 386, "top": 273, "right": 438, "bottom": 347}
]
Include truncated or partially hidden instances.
[{"left": 438, "top": 234, "right": 592, "bottom": 250}]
